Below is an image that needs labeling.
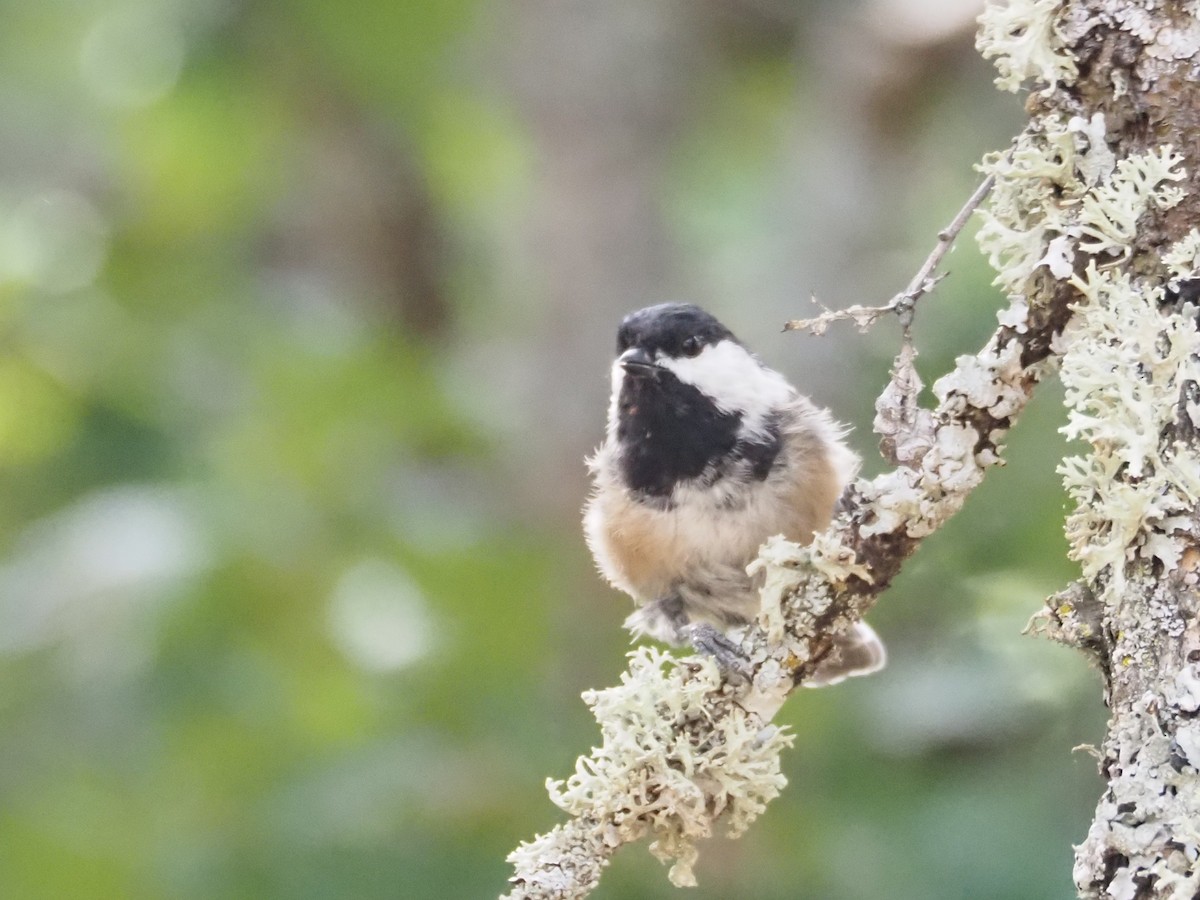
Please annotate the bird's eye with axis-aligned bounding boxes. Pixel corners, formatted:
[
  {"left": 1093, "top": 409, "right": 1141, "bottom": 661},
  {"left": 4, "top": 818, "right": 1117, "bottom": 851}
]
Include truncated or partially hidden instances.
[{"left": 681, "top": 335, "right": 703, "bottom": 357}]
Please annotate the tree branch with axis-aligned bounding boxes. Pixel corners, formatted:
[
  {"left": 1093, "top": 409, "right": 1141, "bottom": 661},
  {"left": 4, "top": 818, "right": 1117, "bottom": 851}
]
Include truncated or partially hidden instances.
[{"left": 785, "top": 172, "right": 995, "bottom": 337}]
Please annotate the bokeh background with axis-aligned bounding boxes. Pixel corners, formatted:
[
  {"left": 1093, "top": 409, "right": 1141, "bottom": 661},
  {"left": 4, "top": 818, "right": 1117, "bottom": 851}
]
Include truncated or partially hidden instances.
[{"left": 1, "top": 0, "right": 1107, "bottom": 897}]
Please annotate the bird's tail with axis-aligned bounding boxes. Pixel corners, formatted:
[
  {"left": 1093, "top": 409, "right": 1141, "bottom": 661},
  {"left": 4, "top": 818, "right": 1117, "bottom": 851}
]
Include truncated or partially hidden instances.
[{"left": 804, "top": 621, "right": 886, "bottom": 687}]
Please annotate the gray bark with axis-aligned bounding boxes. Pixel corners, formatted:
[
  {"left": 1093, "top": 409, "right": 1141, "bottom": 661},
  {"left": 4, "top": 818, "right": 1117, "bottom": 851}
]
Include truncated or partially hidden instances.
[{"left": 1001, "top": 1, "right": 1200, "bottom": 897}]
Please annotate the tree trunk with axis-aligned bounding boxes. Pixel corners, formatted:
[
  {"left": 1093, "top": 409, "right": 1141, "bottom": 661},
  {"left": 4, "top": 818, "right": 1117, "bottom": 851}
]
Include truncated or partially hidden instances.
[{"left": 991, "top": 1, "right": 1200, "bottom": 897}]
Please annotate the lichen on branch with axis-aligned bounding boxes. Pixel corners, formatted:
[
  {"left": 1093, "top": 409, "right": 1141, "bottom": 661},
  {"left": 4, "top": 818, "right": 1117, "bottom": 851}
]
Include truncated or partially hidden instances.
[
  {"left": 974, "top": 0, "right": 1200, "bottom": 897},
  {"left": 977, "top": 0, "right": 1078, "bottom": 93}
]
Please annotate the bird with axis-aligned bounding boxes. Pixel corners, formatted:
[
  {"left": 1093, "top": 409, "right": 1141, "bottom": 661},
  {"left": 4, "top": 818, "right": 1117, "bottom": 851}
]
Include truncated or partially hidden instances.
[{"left": 583, "top": 302, "right": 885, "bottom": 686}]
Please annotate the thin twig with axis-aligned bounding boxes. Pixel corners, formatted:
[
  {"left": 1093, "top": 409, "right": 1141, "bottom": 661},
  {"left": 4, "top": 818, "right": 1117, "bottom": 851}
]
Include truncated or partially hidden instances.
[{"left": 786, "top": 173, "right": 996, "bottom": 336}]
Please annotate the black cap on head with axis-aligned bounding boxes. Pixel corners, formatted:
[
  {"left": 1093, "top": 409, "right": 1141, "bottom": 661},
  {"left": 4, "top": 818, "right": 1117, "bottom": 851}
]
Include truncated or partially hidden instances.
[{"left": 616, "top": 303, "right": 738, "bottom": 359}]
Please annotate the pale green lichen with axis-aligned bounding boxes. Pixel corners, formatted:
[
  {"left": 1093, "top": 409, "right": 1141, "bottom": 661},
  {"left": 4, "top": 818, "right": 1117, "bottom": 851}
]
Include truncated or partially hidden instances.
[
  {"left": 1059, "top": 260, "right": 1200, "bottom": 586},
  {"left": 807, "top": 529, "right": 873, "bottom": 586},
  {"left": 504, "top": 820, "right": 607, "bottom": 899},
  {"left": 749, "top": 533, "right": 873, "bottom": 645},
  {"left": 1164, "top": 227, "right": 1200, "bottom": 283},
  {"left": 975, "top": 113, "right": 1154, "bottom": 300},
  {"left": 1076, "top": 147, "right": 1186, "bottom": 258},
  {"left": 975, "top": 120, "right": 1191, "bottom": 587},
  {"left": 538, "top": 646, "right": 793, "bottom": 888},
  {"left": 502, "top": 644, "right": 796, "bottom": 897},
  {"left": 749, "top": 535, "right": 810, "bottom": 645},
  {"left": 974, "top": 6, "right": 1200, "bottom": 898},
  {"left": 858, "top": 469, "right": 925, "bottom": 538},
  {"left": 973, "top": 113, "right": 1191, "bottom": 583},
  {"left": 977, "top": 0, "right": 1077, "bottom": 93},
  {"left": 933, "top": 340, "right": 1027, "bottom": 420},
  {"left": 1040, "top": 140, "right": 1193, "bottom": 589},
  {"left": 852, "top": 336, "right": 1023, "bottom": 541},
  {"left": 976, "top": 116, "right": 1088, "bottom": 296}
]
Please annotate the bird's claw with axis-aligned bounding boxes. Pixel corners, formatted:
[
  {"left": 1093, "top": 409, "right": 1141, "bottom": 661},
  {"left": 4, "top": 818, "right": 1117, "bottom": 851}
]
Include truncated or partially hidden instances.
[{"left": 686, "top": 623, "right": 752, "bottom": 682}]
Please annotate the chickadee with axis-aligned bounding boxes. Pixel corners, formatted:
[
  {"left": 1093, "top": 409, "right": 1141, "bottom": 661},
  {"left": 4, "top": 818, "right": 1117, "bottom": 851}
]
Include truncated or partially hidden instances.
[{"left": 584, "top": 303, "right": 885, "bottom": 686}]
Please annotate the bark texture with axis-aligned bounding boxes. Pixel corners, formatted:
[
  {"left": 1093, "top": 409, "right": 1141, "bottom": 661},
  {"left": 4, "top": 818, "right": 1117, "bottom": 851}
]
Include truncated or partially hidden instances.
[{"left": 1011, "top": 2, "right": 1200, "bottom": 897}]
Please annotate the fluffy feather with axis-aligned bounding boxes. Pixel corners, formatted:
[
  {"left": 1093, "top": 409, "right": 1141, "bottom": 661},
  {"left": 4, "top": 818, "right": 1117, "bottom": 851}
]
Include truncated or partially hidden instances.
[{"left": 583, "top": 304, "right": 885, "bottom": 685}]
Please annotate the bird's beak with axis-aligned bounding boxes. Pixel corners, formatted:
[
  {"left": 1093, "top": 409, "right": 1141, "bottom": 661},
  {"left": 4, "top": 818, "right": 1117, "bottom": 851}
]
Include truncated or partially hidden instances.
[{"left": 618, "top": 347, "right": 658, "bottom": 376}]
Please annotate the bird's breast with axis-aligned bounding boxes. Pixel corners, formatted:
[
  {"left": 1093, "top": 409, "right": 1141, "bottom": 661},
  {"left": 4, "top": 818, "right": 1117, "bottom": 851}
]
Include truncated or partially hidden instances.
[{"left": 584, "top": 471, "right": 795, "bottom": 601}]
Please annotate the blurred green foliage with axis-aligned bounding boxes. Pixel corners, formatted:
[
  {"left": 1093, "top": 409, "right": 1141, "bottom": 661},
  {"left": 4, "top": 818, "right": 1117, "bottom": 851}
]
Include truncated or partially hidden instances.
[{"left": 0, "top": 1, "right": 1105, "bottom": 898}]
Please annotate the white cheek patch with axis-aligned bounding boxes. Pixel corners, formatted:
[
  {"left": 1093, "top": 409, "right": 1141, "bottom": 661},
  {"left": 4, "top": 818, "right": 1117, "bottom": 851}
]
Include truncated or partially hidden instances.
[{"left": 658, "top": 339, "right": 794, "bottom": 437}]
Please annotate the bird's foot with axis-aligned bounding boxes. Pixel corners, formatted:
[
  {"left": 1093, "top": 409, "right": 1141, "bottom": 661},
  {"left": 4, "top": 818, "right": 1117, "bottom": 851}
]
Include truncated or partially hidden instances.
[{"left": 685, "top": 623, "right": 752, "bottom": 682}]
